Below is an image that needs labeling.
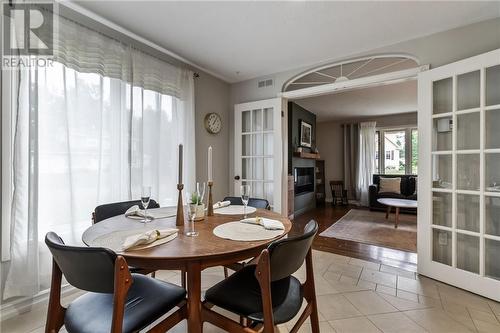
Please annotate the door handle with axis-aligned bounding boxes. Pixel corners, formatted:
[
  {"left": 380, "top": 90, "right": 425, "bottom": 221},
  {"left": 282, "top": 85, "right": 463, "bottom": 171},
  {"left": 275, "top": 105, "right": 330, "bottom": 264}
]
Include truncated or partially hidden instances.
[{"left": 234, "top": 175, "right": 240, "bottom": 180}]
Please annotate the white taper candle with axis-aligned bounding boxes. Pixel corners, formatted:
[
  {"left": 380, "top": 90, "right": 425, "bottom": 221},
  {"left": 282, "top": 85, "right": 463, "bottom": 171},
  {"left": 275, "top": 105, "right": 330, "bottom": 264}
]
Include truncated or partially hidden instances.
[{"left": 208, "top": 146, "right": 213, "bottom": 182}]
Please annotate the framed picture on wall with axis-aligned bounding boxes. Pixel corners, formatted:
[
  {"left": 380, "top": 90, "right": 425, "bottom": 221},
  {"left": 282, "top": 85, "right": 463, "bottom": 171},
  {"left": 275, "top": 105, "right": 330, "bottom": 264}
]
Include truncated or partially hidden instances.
[{"left": 300, "top": 120, "right": 312, "bottom": 148}]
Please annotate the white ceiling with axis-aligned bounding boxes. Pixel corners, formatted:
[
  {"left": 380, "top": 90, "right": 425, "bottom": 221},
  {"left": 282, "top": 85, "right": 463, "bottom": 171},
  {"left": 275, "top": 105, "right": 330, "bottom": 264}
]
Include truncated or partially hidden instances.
[
  {"left": 73, "top": 1, "right": 500, "bottom": 83},
  {"left": 295, "top": 80, "right": 417, "bottom": 122}
]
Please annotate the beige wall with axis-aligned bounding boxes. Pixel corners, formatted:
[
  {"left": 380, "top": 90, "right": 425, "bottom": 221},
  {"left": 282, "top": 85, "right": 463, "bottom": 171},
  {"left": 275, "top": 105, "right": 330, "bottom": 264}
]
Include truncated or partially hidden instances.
[
  {"left": 194, "top": 73, "right": 231, "bottom": 202},
  {"left": 316, "top": 112, "right": 417, "bottom": 201}
]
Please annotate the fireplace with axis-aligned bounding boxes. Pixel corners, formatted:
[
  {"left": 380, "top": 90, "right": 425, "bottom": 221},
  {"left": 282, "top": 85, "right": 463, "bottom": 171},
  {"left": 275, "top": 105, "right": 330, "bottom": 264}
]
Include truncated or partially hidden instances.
[{"left": 294, "top": 167, "right": 314, "bottom": 195}]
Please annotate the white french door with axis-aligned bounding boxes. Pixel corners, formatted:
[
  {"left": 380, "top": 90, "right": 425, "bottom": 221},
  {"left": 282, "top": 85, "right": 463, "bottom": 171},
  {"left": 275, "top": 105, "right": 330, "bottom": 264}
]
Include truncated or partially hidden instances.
[
  {"left": 418, "top": 49, "right": 500, "bottom": 301},
  {"left": 234, "top": 98, "right": 283, "bottom": 213}
]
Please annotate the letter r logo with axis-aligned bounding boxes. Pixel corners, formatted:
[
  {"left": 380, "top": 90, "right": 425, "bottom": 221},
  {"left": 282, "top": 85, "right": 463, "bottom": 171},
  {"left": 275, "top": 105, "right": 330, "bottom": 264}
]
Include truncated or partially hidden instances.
[{"left": 2, "top": 2, "right": 53, "bottom": 56}]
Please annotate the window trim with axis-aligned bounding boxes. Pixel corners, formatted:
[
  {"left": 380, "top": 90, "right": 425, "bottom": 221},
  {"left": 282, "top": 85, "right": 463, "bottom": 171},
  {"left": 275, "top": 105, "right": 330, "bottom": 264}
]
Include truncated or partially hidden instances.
[{"left": 376, "top": 125, "right": 418, "bottom": 175}]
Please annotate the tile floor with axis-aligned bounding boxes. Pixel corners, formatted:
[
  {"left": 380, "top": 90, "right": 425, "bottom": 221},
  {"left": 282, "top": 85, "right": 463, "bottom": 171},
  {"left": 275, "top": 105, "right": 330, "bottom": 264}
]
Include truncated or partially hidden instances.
[{"left": 2, "top": 250, "right": 500, "bottom": 333}]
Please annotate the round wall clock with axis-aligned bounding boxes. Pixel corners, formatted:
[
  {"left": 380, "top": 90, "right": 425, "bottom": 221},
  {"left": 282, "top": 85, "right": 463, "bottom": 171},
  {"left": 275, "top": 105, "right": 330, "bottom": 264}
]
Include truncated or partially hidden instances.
[{"left": 204, "top": 112, "right": 222, "bottom": 134}]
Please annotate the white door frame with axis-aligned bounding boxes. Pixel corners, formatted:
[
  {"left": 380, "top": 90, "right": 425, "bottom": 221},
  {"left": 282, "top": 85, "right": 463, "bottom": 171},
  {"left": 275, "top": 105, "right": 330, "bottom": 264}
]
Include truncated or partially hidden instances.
[{"left": 418, "top": 48, "right": 500, "bottom": 301}]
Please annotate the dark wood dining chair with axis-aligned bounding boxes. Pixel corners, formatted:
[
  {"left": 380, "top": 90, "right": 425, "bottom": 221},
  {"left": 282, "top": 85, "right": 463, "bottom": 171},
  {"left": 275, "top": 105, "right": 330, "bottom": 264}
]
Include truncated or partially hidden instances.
[
  {"left": 223, "top": 196, "right": 271, "bottom": 210},
  {"left": 329, "top": 180, "right": 348, "bottom": 206},
  {"left": 44, "top": 232, "right": 187, "bottom": 333},
  {"left": 92, "top": 199, "right": 160, "bottom": 224},
  {"left": 202, "top": 220, "right": 320, "bottom": 333},
  {"left": 92, "top": 199, "right": 162, "bottom": 280}
]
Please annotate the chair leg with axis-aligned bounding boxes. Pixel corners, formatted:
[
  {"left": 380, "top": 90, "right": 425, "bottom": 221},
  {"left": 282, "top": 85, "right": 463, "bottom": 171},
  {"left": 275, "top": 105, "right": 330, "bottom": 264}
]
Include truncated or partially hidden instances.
[
  {"left": 181, "top": 269, "right": 186, "bottom": 288},
  {"left": 223, "top": 267, "right": 229, "bottom": 278},
  {"left": 309, "top": 300, "right": 320, "bottom": 333},
  {"left": 151, "top": 271, "right": 156, "bottom": 278}
]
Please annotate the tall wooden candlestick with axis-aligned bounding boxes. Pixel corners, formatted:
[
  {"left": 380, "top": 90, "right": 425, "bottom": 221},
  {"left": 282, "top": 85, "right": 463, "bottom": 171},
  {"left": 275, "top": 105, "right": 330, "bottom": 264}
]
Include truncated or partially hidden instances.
[
  {"left": 176, "top": 184, "right": 184, "bottom": 226},
  {"left": 207, "top": 181, "right": 214, "bottom": 216}
]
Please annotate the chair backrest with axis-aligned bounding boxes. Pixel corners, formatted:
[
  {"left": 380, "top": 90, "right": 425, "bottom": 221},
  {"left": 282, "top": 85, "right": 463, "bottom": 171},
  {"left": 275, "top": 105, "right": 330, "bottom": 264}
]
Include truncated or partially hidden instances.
[
  {"left": 329, "top": 181, "right": 344, "bottom": 196},
  {"left": 267, "top": 220, "right": 318, "bottom": 281},
  {"left": 45, "top": 232, "right": 117, "bottom": 293},
  {"left": 223, "top": 196, "right": 270, "bottom": 210},
  {"left": 93, "top": 199, "right": 160, "bottom": 223}
]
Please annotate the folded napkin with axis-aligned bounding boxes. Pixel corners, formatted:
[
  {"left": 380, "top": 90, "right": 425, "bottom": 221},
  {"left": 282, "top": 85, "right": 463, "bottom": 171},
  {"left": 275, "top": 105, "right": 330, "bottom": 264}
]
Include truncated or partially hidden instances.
[
  {"left": 125, "top": 205, "right": 154, "bottom": 220},
  {"left": 213, "top": 200, "right": 231, "bottom": 209},
  {"left": 122, "top": 228, "right": 178, "bottom": 251},
  {"left": 240, "top": 217, "right": 285, "bottom": 230}
]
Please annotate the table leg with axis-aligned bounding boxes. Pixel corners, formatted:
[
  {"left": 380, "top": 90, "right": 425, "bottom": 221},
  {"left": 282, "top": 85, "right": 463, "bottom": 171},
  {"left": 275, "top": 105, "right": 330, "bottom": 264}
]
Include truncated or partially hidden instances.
[
  {"left": 187, "top": 262, "right": 202, "bottom": 333},
  {"left": 395, "top": 207, "right": 400, "bottom": 229},
  {"left": 386, "top": 206, "right": 391, "bottom": 219}
]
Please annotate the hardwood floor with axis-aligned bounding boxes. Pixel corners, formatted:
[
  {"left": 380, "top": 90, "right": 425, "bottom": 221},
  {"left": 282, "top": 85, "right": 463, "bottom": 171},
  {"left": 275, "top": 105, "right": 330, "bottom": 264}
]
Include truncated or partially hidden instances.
[{"left": 291, "top": 205, "right": 417, "bottom": 272}]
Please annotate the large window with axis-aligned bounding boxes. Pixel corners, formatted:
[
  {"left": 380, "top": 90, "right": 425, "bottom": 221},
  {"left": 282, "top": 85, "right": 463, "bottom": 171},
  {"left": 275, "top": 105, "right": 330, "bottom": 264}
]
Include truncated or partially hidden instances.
[
  {"left": 2, "top": 62, "right": 195, "bottom": 300},
  {"left": 375, "top": 127, "right": 418, "bottom": 175}
]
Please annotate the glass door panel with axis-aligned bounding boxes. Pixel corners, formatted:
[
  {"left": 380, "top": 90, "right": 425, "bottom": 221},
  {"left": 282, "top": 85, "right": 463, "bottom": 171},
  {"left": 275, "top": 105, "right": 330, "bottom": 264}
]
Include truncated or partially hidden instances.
[
  {"left": 456, "top": 233, "right": 480, "bottom": 274},
  {"left": 242, "top": 135, "right": 251, "bottom": 156},
  {"left": 252, "top": 109, "right": 262, "bottom": 131},
  {"left": 432, "top": 117, "right": 453, "bottom": 151},
  {"left": 485, "top": 196, "right": 500, "bottom": 236},
  {"left": 433, "top": 229, "right": 452, "bottom": 265},
  {"left": 457, "top": 154, "right": 480, "bottom": 191},
  {"left": 485, "top": 153, "right": 500, "bottom": 192},
  {"left": 457, "top": 71, "right": 480, "bottom": 110},
  {"left": 432, "top": 192, "right": 452, "bottom": 227},
  {"left": 456, "top": 112, "right": 480, "bottom": 150},
  {"left": 242, "top": 111, "right": 252, "bottom": 132},
  {"left": 252, "top": 134, "right": 263, "bottom": 155},
  {"left": 433, "top": 78, "right": 453, "bottom": 114},
  {"left": 263, "top": 107, "right": 273, "bottom": 130},
  {"left": 432, "top": 154, "right": 452, "bottom": 188},
  {"left": 457, "top": 194, "right": 480, "bottom": 232},
  {"left": 485, "top": 109, "right": 500, "bottom": 149},
  {"left": 485, "top": 239, "right": 500, "bottom": 280},
  {"left": 486, "top": 65, "right": 500, "bottom": 106}
]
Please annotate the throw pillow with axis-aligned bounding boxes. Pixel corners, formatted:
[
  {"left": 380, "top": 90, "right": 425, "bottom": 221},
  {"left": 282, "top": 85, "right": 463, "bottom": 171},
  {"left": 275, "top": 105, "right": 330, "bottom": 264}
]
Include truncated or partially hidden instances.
[{"left": 379, "top": 177, "right": 401, "bottom": 194}]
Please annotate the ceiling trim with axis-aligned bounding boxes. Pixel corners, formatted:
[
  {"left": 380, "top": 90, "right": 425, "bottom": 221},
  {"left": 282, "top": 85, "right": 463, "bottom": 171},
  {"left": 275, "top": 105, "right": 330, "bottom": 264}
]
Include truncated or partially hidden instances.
[
  {"left": 59, "top": 0, "right": 231, "bottom": 82},
  {"left": 280, "top": 65, "right": 428, "bottom": 100}
]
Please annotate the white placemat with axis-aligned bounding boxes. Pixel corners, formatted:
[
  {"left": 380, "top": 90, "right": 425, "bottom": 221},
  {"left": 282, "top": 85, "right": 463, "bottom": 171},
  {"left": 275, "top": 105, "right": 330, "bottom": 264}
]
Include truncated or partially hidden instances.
[
  {"left": 89, "top": 229, "right": 178, "bottom": 252},
  {"left": 213, "top": 221, "right": 284, "bottom": 241},
  {"left": 214, "top": 205, "right": 257, "bottom": 215}
]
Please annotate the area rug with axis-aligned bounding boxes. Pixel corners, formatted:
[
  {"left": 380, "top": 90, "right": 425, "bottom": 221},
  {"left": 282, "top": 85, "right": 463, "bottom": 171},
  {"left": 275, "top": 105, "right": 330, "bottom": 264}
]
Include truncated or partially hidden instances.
[{"left": 319, "top": 209, "right": 417, "bottom": 252}]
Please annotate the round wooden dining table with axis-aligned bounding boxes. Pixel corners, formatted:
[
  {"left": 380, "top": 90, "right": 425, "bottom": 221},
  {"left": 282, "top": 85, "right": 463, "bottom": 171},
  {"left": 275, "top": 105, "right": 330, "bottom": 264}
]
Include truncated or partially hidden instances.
[{"left": 82, "top": 208, "right": 292, "bottom": 333}]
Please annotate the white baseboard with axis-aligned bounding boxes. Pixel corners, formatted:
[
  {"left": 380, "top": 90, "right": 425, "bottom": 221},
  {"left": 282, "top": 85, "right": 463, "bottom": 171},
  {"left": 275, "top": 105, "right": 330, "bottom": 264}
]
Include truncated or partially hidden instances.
[{"left": 0, "top": 284, "right": 78, "bottom": 321}]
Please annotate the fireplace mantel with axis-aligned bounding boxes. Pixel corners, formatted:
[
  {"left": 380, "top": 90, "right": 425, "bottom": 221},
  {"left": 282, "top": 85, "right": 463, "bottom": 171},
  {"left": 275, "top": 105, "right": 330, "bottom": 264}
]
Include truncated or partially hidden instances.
[{"left": 293, "top": 151, "right": 321, "bottom": 160}]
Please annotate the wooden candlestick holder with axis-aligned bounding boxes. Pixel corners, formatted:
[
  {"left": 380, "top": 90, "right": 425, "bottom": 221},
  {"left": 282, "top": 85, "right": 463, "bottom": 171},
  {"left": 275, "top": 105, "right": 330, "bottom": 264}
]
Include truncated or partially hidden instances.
[
  {"left": 176, "top": 184, "right": 184, "bottom": 226},
  {"left": 207, "top": 181, "right": 214, "bottom": 216}
]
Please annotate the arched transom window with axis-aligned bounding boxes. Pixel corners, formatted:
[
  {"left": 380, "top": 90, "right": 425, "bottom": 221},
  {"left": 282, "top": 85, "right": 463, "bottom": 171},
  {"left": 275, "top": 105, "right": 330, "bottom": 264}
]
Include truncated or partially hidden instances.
[{"left": 283, "top": 55, "right": 419, "bottom": 92}]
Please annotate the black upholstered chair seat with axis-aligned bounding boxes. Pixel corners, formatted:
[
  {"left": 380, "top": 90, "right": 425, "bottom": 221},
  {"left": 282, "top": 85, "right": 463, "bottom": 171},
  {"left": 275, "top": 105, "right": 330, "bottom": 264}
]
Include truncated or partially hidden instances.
[
  {"left": 205, "top": 265, "right": 303, "bottom": 324},
  {"left": 65, "top": 274, "right": 186, "bottom": 333}
]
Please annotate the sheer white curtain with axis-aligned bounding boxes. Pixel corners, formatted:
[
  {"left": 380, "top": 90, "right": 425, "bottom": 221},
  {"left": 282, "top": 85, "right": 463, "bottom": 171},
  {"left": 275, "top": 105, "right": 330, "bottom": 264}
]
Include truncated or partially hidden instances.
[
  {"left": 357, "top": 122, "right": 377, "bottom": 206},
  {"left": 3, "top": 14, "right": 195, "bottom": 299}
]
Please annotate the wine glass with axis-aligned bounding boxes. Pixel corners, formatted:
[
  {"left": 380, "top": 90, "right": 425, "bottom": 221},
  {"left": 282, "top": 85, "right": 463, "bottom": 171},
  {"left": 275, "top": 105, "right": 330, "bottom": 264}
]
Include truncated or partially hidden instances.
[
  {"left": 197, "top": 182, "right": 206, "bottom": 205},
  {"left": 240, "top": 184, "right": 251, "bottom": 218},
  {"left": 141, "top": 186, "right": 151, "bottom": 223},
  {"left": 185, "top": 192, "right": 199, "bottom": 237}
]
